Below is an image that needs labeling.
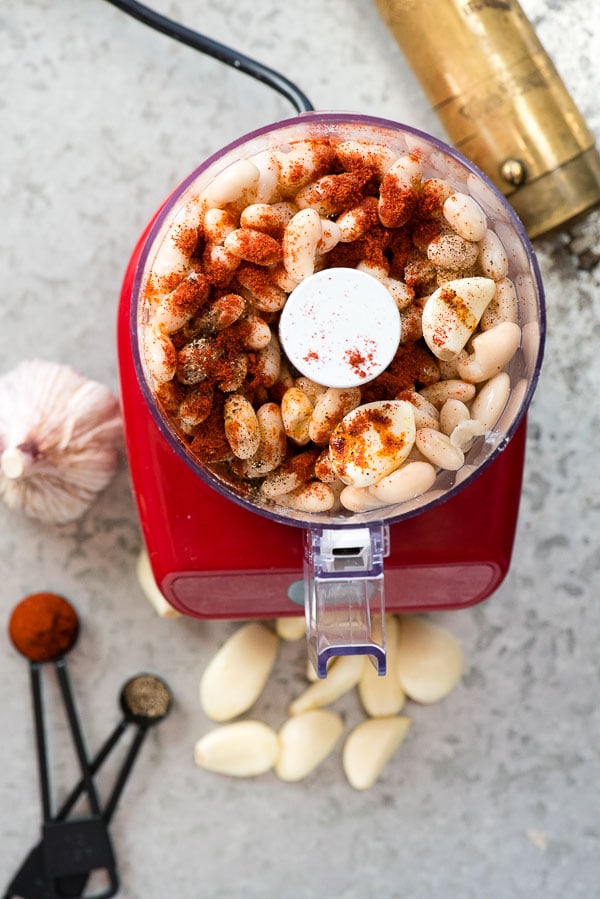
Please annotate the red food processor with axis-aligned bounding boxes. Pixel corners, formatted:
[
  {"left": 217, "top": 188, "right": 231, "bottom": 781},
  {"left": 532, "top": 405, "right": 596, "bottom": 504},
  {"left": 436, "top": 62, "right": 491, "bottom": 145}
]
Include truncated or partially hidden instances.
[{"left": 117, "top": 113, "right": 545, "bottom": 676}]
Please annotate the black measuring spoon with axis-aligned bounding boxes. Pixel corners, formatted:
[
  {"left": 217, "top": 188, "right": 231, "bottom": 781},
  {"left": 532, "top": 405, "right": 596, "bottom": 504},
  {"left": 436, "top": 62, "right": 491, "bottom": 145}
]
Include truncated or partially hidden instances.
[
  {"left": 4, "top": 673, "right": 172, "bottom": 899},
  {"left": 6, "top": 593, "right": 118, "bottom": 899}
]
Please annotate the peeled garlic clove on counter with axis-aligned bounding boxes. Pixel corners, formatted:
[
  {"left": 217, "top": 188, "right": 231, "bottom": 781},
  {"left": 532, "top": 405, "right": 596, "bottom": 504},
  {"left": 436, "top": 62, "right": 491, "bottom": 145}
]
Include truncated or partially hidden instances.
[
  {"left": 343, "top": 716, "right": 411, "bottom": 790},
  {"left": 275, "top": 710, "right": 344, "bottom": 782},
  {"left": 194, "top": 721, "right": 279, "bottom": 777},
  {"left": 358, "top": 616, "right": 405, "bottom": 717},
  {"left": 329, "top": 400, "right": 416, "bottom": 488},
  {"left": 200, "top": 622, "right": 278, "bottom": 721},
  {"left": 396, "top": 615, "right": 464, "bottom": 703},
  {"left": 275, "top": 616, "right": 306, "bottom": 641},
  {"left": 0, "top": 359, "right": 122, "bottom": 524},
  {"left": 289, "top": 654, "right": 365, "bottom": 715},
  {"left": 136, "top": 548, "right": 180, "bottom": 619},
  {"left": 422, "top": 277, "right": 496, "bottom": 361}
]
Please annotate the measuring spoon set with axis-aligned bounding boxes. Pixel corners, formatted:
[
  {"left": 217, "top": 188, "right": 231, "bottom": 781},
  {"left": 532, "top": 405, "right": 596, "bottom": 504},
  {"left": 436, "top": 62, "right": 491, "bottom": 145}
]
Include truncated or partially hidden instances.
[{"left": 4, "top": 592, "right": 172, "bottom": 899}]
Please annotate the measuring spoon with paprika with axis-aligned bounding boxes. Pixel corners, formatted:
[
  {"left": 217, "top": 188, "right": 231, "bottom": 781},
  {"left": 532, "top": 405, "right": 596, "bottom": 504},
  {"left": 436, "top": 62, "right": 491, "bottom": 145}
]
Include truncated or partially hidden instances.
[{"left": 6, "top": 592, "right": 119, "bottom": 899}]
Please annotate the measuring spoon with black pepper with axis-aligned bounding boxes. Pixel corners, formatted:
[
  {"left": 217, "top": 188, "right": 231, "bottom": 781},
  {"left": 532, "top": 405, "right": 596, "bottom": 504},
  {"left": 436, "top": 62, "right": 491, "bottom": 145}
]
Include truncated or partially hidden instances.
[{"left": 4, "top": 673, "right": 172, "bottom": 899}]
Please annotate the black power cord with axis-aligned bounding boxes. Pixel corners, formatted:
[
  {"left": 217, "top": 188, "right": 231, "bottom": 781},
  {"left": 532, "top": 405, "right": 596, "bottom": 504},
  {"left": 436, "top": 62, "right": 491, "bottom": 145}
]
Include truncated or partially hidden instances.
[{"left": 102, "top": 0, "right": 314, "bottom": 114}]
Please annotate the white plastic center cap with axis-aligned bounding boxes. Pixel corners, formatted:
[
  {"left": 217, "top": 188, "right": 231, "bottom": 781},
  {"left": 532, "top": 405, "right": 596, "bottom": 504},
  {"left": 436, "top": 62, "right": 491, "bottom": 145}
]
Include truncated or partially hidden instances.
[{"left": 278, "top": 268, "right": 401, "bottom": 388}]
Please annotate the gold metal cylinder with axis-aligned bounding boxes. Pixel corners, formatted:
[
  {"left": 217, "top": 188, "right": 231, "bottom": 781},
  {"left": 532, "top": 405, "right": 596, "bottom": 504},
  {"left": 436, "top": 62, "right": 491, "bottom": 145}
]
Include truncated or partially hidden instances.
[{"left": 373, "top": 0, "right": 600, "bottom": 237}]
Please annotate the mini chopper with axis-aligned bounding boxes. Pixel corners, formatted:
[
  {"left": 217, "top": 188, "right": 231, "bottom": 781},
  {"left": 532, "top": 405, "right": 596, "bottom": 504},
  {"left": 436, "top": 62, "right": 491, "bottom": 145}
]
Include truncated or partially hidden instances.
[{"left": 117, "top": 113, "right": 545, "bottom": 676}]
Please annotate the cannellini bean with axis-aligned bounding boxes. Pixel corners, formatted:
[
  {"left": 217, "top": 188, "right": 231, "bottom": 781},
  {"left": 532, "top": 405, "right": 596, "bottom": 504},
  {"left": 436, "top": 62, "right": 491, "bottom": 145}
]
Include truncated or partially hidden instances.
[
  {"left": 136, "top": 549, "right": 180, "bottom": 619},
  {"left": 178, "top": 382, "right": 214, "bottom": 432},
  {"left": 281, "top": 387, "right": 314, "bottom": 445},
  {"left": 202, "top": 244, "right": 240, "bottom": 285},
  {"left": 240, "top": 203, "right": 281, "bottom": 232},
  {"left": 199, "top": 622, "right": 278, "bottom": 721},
  {"left": 202, "top": 208, "right": 237, "bottom": 244},
  {"left": 343, "top": 716, "right": 411, "bottom": 791},
  {"left": 439, "top": 398, "right": 470, "bottom": 436},
  {"left": 378, "top": 154, "right": 423, "bottom": 228},
  {"left": 443, "top": 192, "right": 487, "bottom": 241},
  {"left": 203, "top": 158, "right": 260, "bottom": 207},
  {"left": 270, "top": 262, "right": 301, "bottom": 293},
  {"left": 329, "top": 400, "right": 416, "bottom": 488},
  {"left": 336, "top": 140, "right": 396, "bottom": 177},
  {"left": 276, "top": 140, "right": 334, "bottom": 194},
  {"left": 336, "top": 196, "right": 379, "bottom": 242},
  {"left": 289, "top": 655, "right": 365, "bottom": 714},
  {"left": 282, "top": 208, "right": 322, "bottom": 282},
  {"left": 178, "top": 337, "right": 220, "bottom": 385},
  {"left": 358, "top": 616, "right": 405, "bottom": 717},
  {"left": 194, "top": 721, "right": 279, "bottom": 777},
  {"left": 385, "top": 278, "right": 414, "bottom": 311},
  {"left": 368, "top": 461, "right": 437, "bottom": 504},
  {"left": 295, "top": 377, "right": 327, "bottom": 404},
  {"left": 239, "top": 402, "right": 287, "bottom": 477},
  {"left": 438, "top": 357, "right": 461, "bottom": 379},
  {"left": 399, "top": 391, "right": 440, "bottom": 430},
  {"left": 144, "top": 327, "right": 177, "bottom": 383},
  {"left": 248, "top": 149, "right": 280, "bottom": 204},
  {"left": 426, "top": 232, "right": 479, "bottom": 271},
  {"left": 224, "top": 228, "right": 282, "bottom": 266},
  {"left": 275, "top": 616, "right": 306, "bottom": 641},
  {"left": 281, "top": 481, "right": 336, "bottom": 513},
  {"left": 455, "top": 321, "right": 521, "bottom": 383},
  {"left": 479, "top": 228, "right": 509, "bottom": 280},
  {"left": 217, "top": 353, "right": 248, "bottom": 392},
  {"left": 396, "top": 615, "right": 464, "bottom": 703},
  {"left": 308, "top": 387, "right": 361, "bottom": 445},
  {"left": 415, "top": 428, "right": 465, "bottom": 470},
  {"left": 223, "top": 395, "right": 261, "bottom": 459},
  {"left": 240, "top": 314, "right": 272, "bottom": 350},
  {"left": 421, "top": 277, "right": 496, "bottom": 360},
  {"left": 356, "top": 260, "right": 389, "bottom": 281},
  {"left": 154, "top": 271, "right": 210, "bottom": 333},
  {"left": 450, "top": 419, "right": 487, "bottom": 452},
  {"left": 339, "top": 485, "right": 389, "bottom": 512},
  {"left": 253, "top": 333, "right": 281, "bottom": 387},
  {"left": 317, "top": 218, "right": 342, "bottom": 254},
  {"left": 297, "top": 172, "right": 367, "bottom": 216},
  {"left": 275, "top": 710, "right": 344, "bottom": 782},
  {"left": 196, "top": 293, "right": 246, "bottom": 332},
  {"left": 236, "top": 270, "right": 287, "bottom": 313},
  {"left": 419, "top": 379, "right": 476, "bottom": 408},
  {"left": 480, "top": 277, "right": 518, "bottom": 330},
  {"left": 152, "top": 206, "right": 199, "bottom": 282},
  {"left": 260, "top": 448, "right": 318, "bottom": 499},
  {"left": 314, "top": 449, "right": 339, "bottom": 483},
  {"left": 469, "top": 372, "right": 511, "bottom": 429}
]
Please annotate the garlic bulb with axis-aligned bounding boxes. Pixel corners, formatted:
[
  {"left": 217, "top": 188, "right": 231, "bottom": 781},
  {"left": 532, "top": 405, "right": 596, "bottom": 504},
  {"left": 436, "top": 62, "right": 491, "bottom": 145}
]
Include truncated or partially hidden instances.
[{"left": 0, "top": 360, "right": 123, "bottom": 523}]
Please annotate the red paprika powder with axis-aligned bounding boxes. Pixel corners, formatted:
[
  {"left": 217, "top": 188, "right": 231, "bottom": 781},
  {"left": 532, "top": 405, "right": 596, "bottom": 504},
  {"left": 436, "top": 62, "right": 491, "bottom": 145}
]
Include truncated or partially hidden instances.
[{"left": 9, "top": 592, "right": 79, "bottom": 663}]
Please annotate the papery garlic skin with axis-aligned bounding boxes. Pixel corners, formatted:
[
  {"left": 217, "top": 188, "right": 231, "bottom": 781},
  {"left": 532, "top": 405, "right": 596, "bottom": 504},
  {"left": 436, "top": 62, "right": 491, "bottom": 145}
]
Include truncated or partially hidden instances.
[{"left": 0, "top": 360, "right": 123, "bottom": 524}]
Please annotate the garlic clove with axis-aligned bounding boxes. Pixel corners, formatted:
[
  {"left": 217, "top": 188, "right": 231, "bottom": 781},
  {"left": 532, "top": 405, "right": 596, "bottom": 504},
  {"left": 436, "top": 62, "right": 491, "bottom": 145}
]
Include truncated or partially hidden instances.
[
  {"left": 396, "top": 615, "right": 464, "bottom": 703},
  {"left": 275, "top": 710, "right": 344, "bottom": 781},
  {"left": 342, "top": 716, "right": 411, "bottom": 790},
  {"left": 200, "top": 622, "right": 278, "bottom": 722},
  {"left": 274, "top": 615, "right": 306, "bottom": 641},
  {"left": 136, "top": 549, "right": 181, "bottom": 619},
  {"left": 358, "top": 615, "right": 406, "bottom": 717},
  {"left": 289, "top": 654, "right": 365, "bottom": 715},
  {"left": 0, "top": 360, "right": 122, "bottom": 524},
  {"left": 194, "top": 721, "right": 279, "bottom": 777}
]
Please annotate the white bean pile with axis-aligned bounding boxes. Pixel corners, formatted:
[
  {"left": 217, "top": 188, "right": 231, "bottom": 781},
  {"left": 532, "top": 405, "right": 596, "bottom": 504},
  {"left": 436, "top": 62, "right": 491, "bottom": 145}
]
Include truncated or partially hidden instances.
[{"left": 139, "top": 134, "right": 522, "bottom": 517}]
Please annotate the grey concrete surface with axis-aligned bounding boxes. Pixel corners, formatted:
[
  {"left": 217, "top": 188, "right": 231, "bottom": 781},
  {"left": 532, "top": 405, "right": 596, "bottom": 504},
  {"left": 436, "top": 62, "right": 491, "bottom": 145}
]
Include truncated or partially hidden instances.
[{"left": 1, "top": 1, "right": 599, "bottom": 897}]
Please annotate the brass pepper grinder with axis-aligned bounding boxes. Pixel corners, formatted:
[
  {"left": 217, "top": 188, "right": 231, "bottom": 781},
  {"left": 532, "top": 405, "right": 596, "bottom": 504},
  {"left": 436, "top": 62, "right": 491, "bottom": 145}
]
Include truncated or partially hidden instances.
[{"left": 372, "top": 0, "right": 600, "bottom": 237}]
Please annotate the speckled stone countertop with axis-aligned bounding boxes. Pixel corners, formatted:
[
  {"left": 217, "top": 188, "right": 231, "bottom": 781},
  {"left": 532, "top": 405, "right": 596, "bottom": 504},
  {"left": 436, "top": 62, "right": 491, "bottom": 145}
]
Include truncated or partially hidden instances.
[{"left": 1, "top": 2, "right": 599, "bottom": 897}]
